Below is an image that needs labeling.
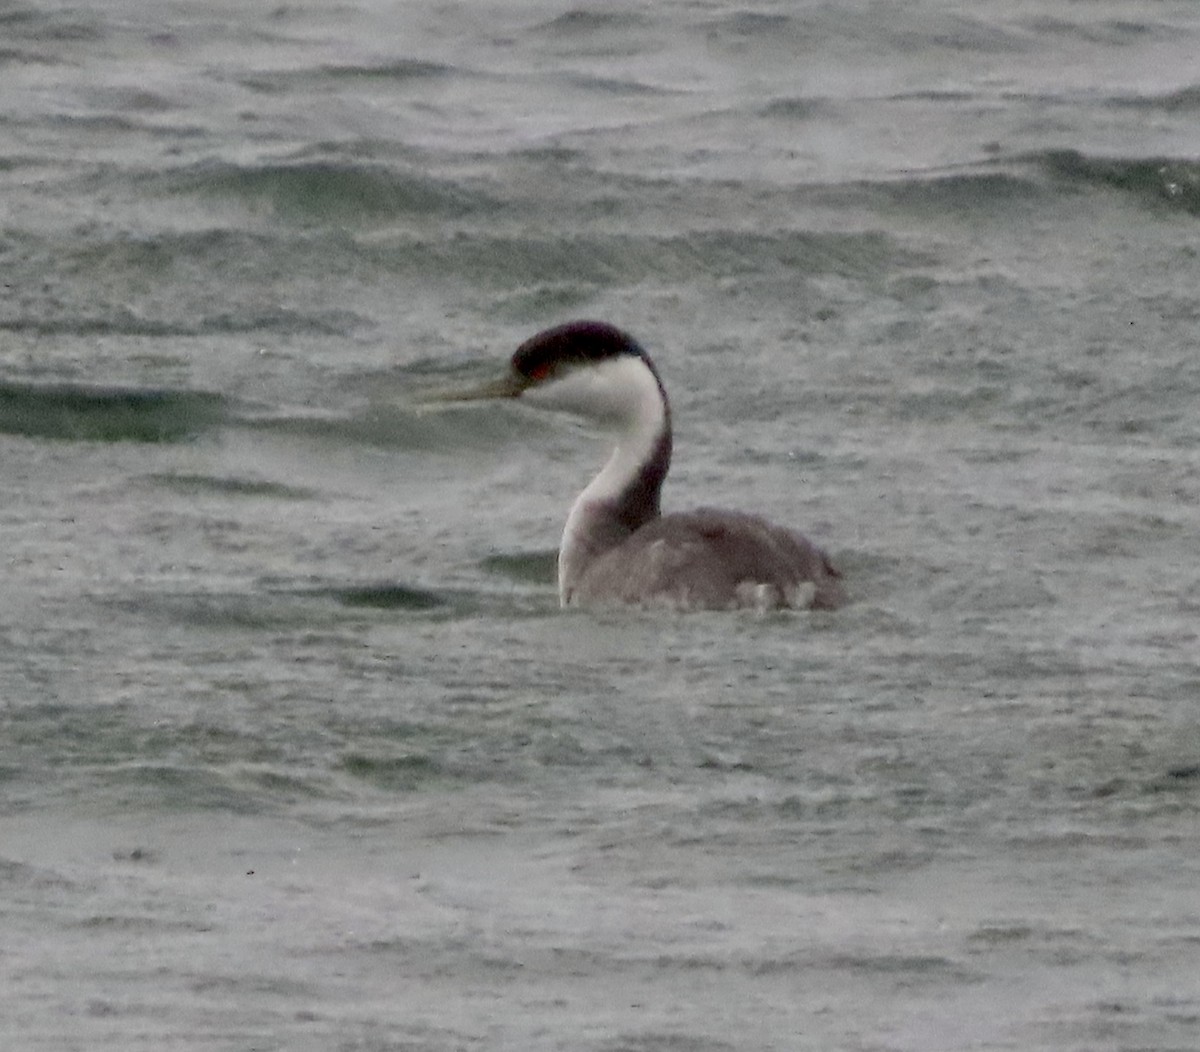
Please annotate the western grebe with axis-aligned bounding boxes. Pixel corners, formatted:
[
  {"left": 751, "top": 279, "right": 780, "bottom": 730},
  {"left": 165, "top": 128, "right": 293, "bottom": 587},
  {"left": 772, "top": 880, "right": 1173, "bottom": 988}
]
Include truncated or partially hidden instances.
[{"left": 446, "top": 320, "right": 845, "bottom": 611}]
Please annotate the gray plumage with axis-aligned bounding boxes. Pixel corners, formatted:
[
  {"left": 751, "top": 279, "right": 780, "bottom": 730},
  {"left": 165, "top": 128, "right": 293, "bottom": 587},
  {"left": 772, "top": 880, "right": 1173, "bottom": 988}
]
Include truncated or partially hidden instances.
[{"left": 567, "top": 506, "right": 845, "bottom": 611}]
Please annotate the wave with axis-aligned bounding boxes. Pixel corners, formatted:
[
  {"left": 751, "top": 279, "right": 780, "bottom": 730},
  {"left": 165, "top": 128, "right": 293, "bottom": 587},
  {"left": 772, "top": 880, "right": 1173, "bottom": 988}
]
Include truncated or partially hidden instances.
[
  {"left": 362, "top": 228, "right": 917, "bottom": 288},
  {"left": 533, "top": 10, "right": 654, "bottom": 35},
  {"left": 235, "top": 395, "right": 538, "bottom": 452},
  {"left": 703, "top": 7, "right": 1028, "bottom": 55},
  {"left": 561, "top": 71, "right": 676, "bottom": 96},
  {"left": 322, "top": 583, "right": 446, "bottom": 611},
  {"left": 759, "top": 96, "right": 837, "bottom": 120},
  {"left": 879, "top": 170, "right": 1045, "bottom": 210},
  {"left": 1105, "top": 84, "right": 1200, "bottom": 114},
  {"left": 0, "top": 4, "right": 103, "bottom": 44},
  {"left": 478, "top": 551, "right": 558, "bottom": 586},
  {"left": 0, "top": 368, "right": 534, "bottom": 450},
  {"left": 1019, "top": 15, "right": 1168, "bottom": 46},
  {"left": 144, "top": 472, "right": 316, "bottom": 500},
  {"left": 238, "top": 59, "right": 457, "bottom": 96},
  {"left": 164, "top": 160, "right": 498, "bottom": 223},
  {"left": 1035, "top": 150, "right": 1200, "bottom": 216},
  {"left": 317, "top": 59, "right": 455, "bottom": 82},
  {"left": 0, "top": 304, "right": 360, "bottom": 338},
  {"left": 0, "top": 381, "right": 225, "bottom": 443},
  {"left": 870, "top": 150, "right": 1200, "bottom": 217}
]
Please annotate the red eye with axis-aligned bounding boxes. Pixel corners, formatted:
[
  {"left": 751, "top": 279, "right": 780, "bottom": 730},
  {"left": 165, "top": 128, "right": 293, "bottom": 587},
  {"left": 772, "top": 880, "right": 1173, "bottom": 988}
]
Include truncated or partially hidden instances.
[{"left": 527, "top": 361, "right": 553, "bottom": 382}]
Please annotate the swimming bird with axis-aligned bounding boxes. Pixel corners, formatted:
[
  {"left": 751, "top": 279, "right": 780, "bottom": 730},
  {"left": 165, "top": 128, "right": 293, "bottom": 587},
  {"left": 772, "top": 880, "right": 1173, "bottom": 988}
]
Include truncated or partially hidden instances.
[{"left": 446, "top": 320, "right": 844, "bottom": 611}]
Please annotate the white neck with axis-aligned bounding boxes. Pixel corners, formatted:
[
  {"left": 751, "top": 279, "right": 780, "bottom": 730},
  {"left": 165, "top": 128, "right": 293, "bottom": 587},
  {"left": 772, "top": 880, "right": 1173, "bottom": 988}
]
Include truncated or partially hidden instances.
[{"left": 521, "top": 356, "right": 670, "bottom": 603}]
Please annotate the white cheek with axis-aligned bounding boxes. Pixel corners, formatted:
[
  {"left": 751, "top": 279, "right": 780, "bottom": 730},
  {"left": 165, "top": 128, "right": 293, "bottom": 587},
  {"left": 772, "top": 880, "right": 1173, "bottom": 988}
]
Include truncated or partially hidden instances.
[
  {"left": 522, "top": 369, "right": 607, "bottom": 416},
  {"left": 522, "top": 356, "right": 661, "bottom": 424}
]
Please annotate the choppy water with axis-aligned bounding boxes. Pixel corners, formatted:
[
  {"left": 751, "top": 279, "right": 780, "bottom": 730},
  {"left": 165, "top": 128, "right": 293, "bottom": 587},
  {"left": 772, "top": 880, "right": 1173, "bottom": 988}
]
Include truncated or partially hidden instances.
[{"left": 3, "top": 2, "right": 1200, "bottom": 1049}]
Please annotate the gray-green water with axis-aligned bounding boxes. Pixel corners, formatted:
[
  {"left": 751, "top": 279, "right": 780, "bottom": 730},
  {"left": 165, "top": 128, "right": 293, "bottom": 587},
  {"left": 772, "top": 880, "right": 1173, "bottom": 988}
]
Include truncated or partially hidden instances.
[{"left": 2, "top": 2, "right": 1199, "bottom": 1049}]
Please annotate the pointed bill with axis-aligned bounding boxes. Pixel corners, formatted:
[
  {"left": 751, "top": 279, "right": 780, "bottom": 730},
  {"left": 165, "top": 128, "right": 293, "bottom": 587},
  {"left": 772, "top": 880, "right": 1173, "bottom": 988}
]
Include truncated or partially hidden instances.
[{"left": 419, "top": 370, "right": 528, "bottom": 405}]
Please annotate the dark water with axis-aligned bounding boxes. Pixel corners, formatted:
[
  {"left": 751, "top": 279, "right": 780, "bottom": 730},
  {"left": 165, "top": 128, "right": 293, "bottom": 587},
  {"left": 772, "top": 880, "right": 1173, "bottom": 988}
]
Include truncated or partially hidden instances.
[{"left": 2, "top": 2, "right": 1199, "bottom": 1049}]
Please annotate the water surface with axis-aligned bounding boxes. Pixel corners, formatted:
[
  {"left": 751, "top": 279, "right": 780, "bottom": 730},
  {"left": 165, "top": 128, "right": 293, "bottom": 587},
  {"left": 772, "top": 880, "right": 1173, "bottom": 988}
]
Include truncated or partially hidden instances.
[{"left": 2, "top": 2, "right": 1199, "bottom": 1049}]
